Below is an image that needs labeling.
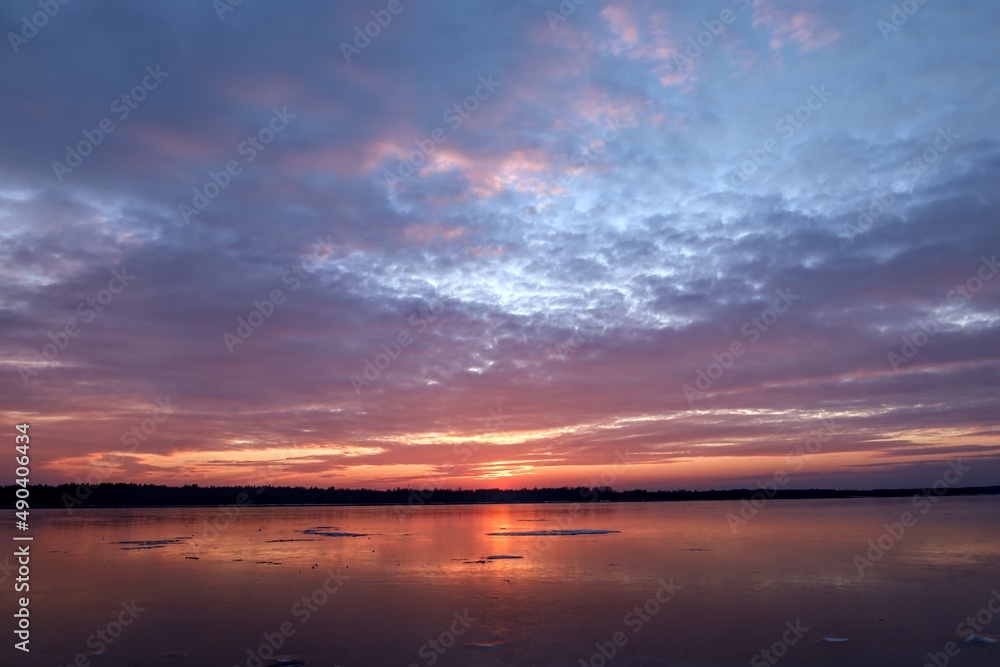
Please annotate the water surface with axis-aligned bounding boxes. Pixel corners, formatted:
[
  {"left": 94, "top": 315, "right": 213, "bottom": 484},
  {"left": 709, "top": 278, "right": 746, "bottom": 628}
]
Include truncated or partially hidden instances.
[{"left": 14, "top": 497, "right": 1000, "bottom": 666}]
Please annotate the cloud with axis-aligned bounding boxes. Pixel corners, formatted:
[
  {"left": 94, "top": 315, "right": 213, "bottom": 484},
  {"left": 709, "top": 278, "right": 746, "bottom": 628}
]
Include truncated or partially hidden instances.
[{"left": 1, "top": 0, "right": 999, "bottom": 490}]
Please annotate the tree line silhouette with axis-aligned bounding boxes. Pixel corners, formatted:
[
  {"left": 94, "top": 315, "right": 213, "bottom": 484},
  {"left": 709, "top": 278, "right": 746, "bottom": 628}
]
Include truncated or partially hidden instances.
[{"left": 3, "top": 482, "right": 998, "bottom": 509}]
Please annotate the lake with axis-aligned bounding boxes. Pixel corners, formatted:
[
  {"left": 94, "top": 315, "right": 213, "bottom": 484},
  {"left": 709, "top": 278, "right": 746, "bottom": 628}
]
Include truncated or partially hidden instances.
[{"left": 14, "top": 496, "right": 1000, "bottom": 666}]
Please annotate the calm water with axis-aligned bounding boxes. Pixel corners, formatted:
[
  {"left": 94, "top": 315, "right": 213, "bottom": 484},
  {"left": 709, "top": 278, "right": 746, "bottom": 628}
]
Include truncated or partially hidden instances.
[{"left": 12, "top": 497, "right": 1000, "bottom": 666}]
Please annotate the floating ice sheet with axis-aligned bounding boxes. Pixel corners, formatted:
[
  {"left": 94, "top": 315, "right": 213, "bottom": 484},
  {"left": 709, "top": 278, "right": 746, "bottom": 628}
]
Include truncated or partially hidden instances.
[
  {"left": 302, "top": 528, "right": 369, "bottom": 538},
  {"left": 265, "top": 538, "right": 318, "bottom": 543},
  {"left": 465, "top": 640, "right": 507, "bottom": 649},
  {"left": 113, "top": 538, "right": 189, "bottom": 550},
  {"left": 268, "top": 655, "right": 308, "bottom": 666}
]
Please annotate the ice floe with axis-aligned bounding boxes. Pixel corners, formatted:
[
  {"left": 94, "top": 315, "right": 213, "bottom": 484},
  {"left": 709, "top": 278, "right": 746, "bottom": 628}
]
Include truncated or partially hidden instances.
[
  {"left": 265, "top": 539, "right": 318, "bottom": 543},
  {"left": 113, "top": 538, "right": 190, "bottom": 550},
  {"left": 302, "top": 528, "right": 369, "bottom": 538},
  {"left": 267, "top": 654, "right": 309, "bottom": 666},
  {"left": 464, "top": 640, "right": 507, "bottom": 649}
]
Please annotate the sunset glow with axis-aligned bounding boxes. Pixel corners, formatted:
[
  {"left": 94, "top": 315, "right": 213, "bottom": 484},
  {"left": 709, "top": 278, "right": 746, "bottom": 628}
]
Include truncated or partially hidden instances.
[{"left": 3, "top": 0, "right": 999, "bottom": 492}]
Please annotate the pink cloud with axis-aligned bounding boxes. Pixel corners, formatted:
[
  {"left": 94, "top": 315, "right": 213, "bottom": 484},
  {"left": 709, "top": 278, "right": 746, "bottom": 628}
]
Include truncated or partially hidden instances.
[
  {"left": 752, "top": 0, "right": 841, "bottom": 52},
  {"left": 128, "top": 123, "right": 228, "bottom": 162},
  {"left": 402, "top": 223, "right": 467, "bottom": 244}
]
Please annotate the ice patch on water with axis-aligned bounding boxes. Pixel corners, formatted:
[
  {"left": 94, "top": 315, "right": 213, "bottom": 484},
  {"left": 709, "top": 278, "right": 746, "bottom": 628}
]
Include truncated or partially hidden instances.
[
  {"left": 122, "top": 545, "right": 166, "bottom": 550},
  {"left": 813, "top": 637, "right": 849, "bottom": 643},
  {"left": 113, "top": 538, "right": 190, "bottom": 550},
  {"left": 464, "top": 640, "right": 507, "bottom": 649},
  {"left": 302, "top": 528, "right": 369, "bottom": 538},
  {"left": 486, "top": 555, "right": 523, "bottom": 559},
  {"left": 267, "top": 654, "right": 309, "bottom": 666},
  {"left": 486, "top": 529, "right": 620, "bottom": 536},
  {"left": 265, "top": 539, "right": 318, "bottom": 543},
  {"left": 964, "top": 635, "right": 998, "bottom": 644}
]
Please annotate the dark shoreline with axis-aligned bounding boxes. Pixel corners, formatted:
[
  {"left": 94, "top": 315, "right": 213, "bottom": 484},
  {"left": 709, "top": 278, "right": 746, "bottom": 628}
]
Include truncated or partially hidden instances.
[{"left": 4, "top": 483, "right": 999, "bottom": 510}]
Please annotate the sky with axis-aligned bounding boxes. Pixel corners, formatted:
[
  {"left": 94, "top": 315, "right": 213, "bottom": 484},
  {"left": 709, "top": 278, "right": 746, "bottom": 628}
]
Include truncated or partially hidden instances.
[{"left": 2, "top": 0, "right": 999, "bottom": 492}]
